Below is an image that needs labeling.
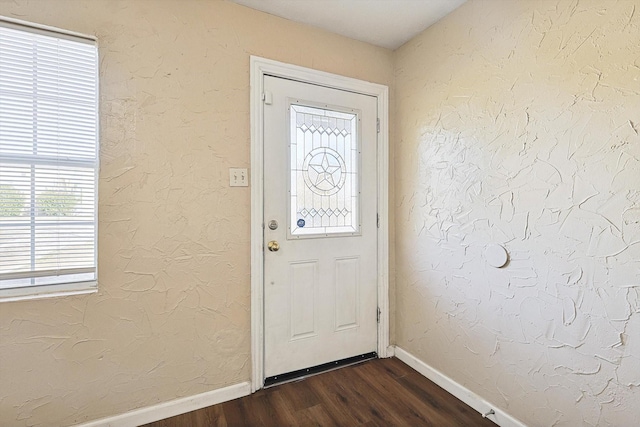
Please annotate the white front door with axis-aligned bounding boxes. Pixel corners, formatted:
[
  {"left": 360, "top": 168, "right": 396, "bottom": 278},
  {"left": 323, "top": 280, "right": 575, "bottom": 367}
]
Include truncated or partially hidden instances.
[{"left": 263, "top": 75, "right": 378, "bottom": 379}]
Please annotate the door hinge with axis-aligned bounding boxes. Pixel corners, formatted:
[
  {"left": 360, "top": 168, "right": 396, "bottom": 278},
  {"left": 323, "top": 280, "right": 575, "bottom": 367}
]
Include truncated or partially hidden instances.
[
  {"left": 377, "top": 213, "right": 380, "bottom": 229},
  {"left": 376, "top": 118, "right": 380, "bottom": 133},
  {"left": 377, "top": 307, "right": 381, "bottom": 323},
  {"left": 262, "top": 91, "right": 273, "bottom": 105}
]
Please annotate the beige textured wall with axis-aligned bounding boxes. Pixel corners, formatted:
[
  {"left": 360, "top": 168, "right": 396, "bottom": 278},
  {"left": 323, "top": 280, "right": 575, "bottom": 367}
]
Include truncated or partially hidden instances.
[
  {"left": 395, "top": 0, "right": 639, "bottom": 426},
  {"left": 0, "top": 1, "right": 394, "bottom": 425}
]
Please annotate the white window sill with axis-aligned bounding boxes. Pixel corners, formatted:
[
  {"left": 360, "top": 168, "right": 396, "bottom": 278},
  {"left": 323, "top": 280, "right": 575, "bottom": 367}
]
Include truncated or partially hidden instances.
[{"left": 0, "top": 281, "right": 97, "bottom": 303}]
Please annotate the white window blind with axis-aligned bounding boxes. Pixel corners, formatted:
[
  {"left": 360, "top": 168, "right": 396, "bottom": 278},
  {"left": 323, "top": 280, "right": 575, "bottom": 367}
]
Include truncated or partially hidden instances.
[{"left": 0, "top": 19, "right": 98, "bottom": 297}]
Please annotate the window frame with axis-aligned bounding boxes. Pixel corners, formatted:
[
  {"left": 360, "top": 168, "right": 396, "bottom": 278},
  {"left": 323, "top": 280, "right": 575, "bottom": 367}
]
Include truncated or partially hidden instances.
[{"left": 0, "top": 16, "right": 99, "bottom": 303}]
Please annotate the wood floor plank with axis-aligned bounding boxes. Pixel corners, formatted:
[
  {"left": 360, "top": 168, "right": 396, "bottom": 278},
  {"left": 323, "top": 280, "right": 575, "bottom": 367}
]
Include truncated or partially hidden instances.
[
  {"left": 220, "top": 394, "right": 258, "bottom": 427},
  {"left": 242, "top": 393, "right": 279, "bottom": 427},
  {"left": 295, "top": 404, "right": 341, "bottom": 427},
  {"left": 199, "top": 403, "right": 227, "bottom": 427},
  {"left": 397, "top": 371, "right": 481, "bottom": 420},
  {"left": 278, "top": 378, "right": 321, "bottom": 411},
  {"left": 326, "top": 364, "right": 407, "bottom": 427},
  {"left": 351, "top": 362, "right": 445, "bottom": 426},
  {"left": 253, "top": 389, "right": 299, "bottom": 427},
  {"left": 374, "top": 355, "right": 416, "bottom": 378},
  {"left": 142, "top": 358, "right": 497, "bottom": 427},
  {"left": 310, "top": 371, "right": 371, "bottom": 426}
]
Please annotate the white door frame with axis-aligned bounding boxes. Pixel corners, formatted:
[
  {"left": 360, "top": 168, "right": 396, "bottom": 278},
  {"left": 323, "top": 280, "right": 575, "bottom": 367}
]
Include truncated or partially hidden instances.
[{"left": 250, "top": 56, "right": 390, "bottom": 392}]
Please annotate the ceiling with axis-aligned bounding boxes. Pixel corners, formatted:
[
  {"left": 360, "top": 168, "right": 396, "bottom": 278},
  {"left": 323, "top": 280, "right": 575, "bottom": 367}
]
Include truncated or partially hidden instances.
[{"left": 229, "top": 0, "right": 467, "bottom": 50}]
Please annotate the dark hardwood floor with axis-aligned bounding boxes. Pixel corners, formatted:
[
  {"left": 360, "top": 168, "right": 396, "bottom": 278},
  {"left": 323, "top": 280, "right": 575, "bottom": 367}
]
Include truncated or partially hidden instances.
[{"left": 142, "top": 357, "right": 496, "bottom": 427}]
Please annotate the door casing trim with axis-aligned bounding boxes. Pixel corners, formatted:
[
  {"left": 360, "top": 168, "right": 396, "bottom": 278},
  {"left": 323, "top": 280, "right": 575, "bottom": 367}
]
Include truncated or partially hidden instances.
[{"left": 250, "top": 56, "right": 389, "bottom": 392}]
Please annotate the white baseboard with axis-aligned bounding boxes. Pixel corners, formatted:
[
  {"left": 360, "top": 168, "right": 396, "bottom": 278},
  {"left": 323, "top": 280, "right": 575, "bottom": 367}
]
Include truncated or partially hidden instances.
[
  {"left": 385, "top": 345, "right": 396, "bottom": 357},
  {"left": 74, "top": 381, "right": 251, "bottom": 427},
  {"left": 394, "top": 347, "right": 526, "bottom": 427}
]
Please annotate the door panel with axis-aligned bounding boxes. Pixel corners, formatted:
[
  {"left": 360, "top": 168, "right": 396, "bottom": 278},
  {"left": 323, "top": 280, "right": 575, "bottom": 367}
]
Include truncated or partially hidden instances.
[
  {"left": 263, "top": 75, "right": 378, "bottom": 378},
  {"left": 335, "top": 257, "right": 359, "bottom": 330},
  {"left": 290, "top": 260, "right": 318, "bottom": 340}
]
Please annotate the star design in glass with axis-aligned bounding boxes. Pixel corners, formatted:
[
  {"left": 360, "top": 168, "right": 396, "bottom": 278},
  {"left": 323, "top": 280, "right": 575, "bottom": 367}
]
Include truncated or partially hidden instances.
[{"left": 309, "top": 153, "right": 341, "bottom": 189}]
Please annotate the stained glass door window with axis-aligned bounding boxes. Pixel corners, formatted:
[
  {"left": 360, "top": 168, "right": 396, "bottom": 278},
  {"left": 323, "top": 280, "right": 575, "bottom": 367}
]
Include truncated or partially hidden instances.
[{"left": 289, "top": 104, "right": 359, "bottom": 236}]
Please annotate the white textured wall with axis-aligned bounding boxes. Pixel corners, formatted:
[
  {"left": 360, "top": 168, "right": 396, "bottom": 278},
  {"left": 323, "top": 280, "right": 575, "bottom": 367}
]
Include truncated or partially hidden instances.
[
  {"left": 395, "top": 0, "right": 639, "bottom": 425},
  {"left": 0, "top": 1, "right": 394, "bottom": 425}
]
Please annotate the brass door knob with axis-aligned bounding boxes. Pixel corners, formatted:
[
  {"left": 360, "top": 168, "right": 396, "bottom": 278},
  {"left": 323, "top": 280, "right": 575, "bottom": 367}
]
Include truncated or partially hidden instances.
[{"left": 267, "top": 240, "right": 280, "bottom": 252}]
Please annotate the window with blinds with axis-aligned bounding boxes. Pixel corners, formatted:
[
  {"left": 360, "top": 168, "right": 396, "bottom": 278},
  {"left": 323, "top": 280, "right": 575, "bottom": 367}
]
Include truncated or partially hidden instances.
[{"left": 0, "top": 19, "right": 98, "bottom": 299}]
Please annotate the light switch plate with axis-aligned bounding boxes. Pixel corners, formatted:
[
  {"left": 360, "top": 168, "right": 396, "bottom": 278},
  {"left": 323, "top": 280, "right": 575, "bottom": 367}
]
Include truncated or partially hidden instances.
[{"left": 229, "top": 168, "right": 249, "bottom": 187}]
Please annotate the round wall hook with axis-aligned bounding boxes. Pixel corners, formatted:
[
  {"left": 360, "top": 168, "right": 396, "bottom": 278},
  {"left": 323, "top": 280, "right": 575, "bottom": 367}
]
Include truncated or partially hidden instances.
[{"left": 485, "top": 244, "right": 508, "bottom": 268}]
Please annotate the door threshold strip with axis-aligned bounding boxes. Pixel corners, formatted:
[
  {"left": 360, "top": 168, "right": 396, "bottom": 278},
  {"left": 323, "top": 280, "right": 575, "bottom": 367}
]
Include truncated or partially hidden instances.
[{"left": 264, "top": 352, "right": 377, "bottom": 388}]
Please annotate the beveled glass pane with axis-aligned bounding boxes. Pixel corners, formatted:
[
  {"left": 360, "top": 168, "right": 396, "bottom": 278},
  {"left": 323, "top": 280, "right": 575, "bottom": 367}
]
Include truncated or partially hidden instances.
[{"left": 290, "top": 105, "right": 358, "bottom": 236}]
